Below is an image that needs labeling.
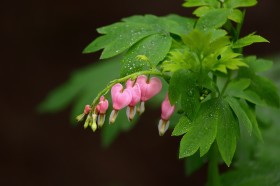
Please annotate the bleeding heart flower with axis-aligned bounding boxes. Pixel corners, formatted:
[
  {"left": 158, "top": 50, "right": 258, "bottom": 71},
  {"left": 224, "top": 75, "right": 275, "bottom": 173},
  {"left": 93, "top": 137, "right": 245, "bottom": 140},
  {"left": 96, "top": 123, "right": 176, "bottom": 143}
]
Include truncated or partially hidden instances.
[
  {"left": 109, "top": 83, "right": 132, "bottom": 124},
  {"left": 125, "top": 79, "right": 141, "bottom": 121},
  {"left": 83, "top": 105, "right": 91, "bottom": 115},
  {"left": 96, "top": 96, "right": 109, "bottom": 128},
  {"left": 136, "top": 75, "right": 162, "bottom": 114},
  {"left": 158, "top": 93, "right": 175, "bottom": 136}
]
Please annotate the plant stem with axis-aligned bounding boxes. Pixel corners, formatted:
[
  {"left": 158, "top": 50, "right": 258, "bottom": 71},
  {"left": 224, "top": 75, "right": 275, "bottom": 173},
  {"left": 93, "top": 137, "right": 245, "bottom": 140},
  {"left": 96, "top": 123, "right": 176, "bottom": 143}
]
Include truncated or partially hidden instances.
[{"left": 207, "top": 142, "right": 220, "bottom": 186}]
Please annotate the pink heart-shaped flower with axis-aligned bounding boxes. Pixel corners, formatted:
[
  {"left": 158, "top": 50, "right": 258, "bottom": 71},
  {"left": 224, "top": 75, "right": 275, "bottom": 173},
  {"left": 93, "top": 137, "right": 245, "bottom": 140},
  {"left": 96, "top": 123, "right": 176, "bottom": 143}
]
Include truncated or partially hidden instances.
[
  {"left": 111, "top": 83, "right": 132, "bottom": 110},
  {"left": 136, "top": 75, "right": 162, "bottom": 102},
  {"left": 126, "top": 79, "right": 141, "bottom": 106},
  {"left": 161, "top": 94, "right": 175, "bottom": 121}
]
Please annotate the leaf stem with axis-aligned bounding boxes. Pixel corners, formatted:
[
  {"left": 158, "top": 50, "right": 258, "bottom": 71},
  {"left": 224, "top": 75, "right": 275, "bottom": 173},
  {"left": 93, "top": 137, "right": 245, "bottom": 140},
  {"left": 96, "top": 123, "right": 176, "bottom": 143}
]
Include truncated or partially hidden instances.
[
  {"left": 90, "top": 69, "right": 164, "bottom": 109},
  {"left": 207, "top": 142, "right": 221, "bottom": 186}
]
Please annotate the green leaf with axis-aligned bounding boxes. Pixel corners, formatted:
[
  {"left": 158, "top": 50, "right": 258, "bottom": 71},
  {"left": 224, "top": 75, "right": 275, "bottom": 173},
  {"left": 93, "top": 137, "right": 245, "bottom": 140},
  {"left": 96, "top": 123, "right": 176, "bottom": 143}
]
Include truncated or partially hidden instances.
[
  {"left": 244, "top": 56, "right": 273, "bottom": 73},
  {"left": 225, "top": 97, "right": 252, "bottom": 135},
  {"left": 224, "top": 0, "right": 257, "bottom": 9},
  {"left": 84, "top": 22, "right": 158, "bottom": 59},
  {"left": 120, "top": 34, "right": 172, "bottom": 77},
  {"left": 225, "top": 78, "right": 251, "bottom": 96},
  {"left": 162, "top": 14, "right": 195, "bottom": 36},
  {"left": 183, "top": 0, "right": 220, "bottom": 8},
  {"left": 239, "top": 100, "right": 263, "bottom": 141},
  {"left": 84, "top": 14, "right": 193, "bottom": 59},
  {"left": 232, "top": 33, "right": 269, "bottom": 49},
  {"left": 172, "top": 116, "right": 192, "bottom": 136},
  {"left": 168, "top": 69, "right": 200, "bottom": 120},
  {"left": 193, "top": 6, "right": 211, "bottom": 17},
  {"left": 227, "top": 9, "right": 243, "bottom": 23},
  {"left": 196, "top": 8, "right": 230, "bottom": 30},
  {"left": 216, "top": 98, "right": 239, "bottom": 167},
  {"left": 179, "top": 98, "right": 220, "bottom": 158}
]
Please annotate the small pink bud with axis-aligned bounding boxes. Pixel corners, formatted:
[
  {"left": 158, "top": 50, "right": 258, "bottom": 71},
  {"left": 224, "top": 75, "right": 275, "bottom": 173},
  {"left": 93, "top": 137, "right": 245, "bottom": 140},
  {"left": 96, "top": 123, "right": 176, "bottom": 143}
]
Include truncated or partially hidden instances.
[
  {"left": 136, "top": 75, "right": 162, "bottom": 102},
  {"left": 161, "top": 94, "right": 175, "bottom": 121},
  {"left": 84, "top": 105, "right": 91, "bottom": 115},
  {"left": 111, "top": 83, "right": 132, "bottom": 110},
  {"left": 158, "top": 94, "right": 175, "bottom": 136},
  {"left": 98, "top": 96, "right": 109, "bottom": 114}
]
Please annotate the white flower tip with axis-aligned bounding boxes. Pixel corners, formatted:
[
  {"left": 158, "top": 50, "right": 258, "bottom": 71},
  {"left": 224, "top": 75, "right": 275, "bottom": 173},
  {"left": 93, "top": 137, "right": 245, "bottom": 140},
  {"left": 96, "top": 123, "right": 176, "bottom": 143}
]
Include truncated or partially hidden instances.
[
  {"left": 109, "top": 110, "right": 118, "bottom": 124},
  {"left": 137, "top": 101, "right": 145, "bottom": 115},
  {"left": 158, "top": 119, "right": 170, "bottom": 136},
  {"left": 97, "top": 114, "right": 106, "bottom": 128},
  {"left": 126, "top": 106, "right": 136, "bottom": 122}
]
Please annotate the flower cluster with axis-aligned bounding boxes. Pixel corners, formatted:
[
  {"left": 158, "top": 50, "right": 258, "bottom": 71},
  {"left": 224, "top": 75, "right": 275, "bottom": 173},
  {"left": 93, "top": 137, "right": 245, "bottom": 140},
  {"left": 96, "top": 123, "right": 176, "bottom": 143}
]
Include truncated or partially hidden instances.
[{"left": 80, "top": 75, "right": 175, "bottom": 136}]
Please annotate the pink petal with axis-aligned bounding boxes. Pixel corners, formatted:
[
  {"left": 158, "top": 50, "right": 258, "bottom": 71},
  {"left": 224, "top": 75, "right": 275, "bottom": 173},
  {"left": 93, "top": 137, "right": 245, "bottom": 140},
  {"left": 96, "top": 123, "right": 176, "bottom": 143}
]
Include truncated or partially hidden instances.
[
  {"left": 126, "top": 79, "right": 141, "bottom": 106},
  {"left": 111, "top": 83, "right": 132, "bottom": 110},
  {"left": 161, "top": 94, "right": 175, "bottom": 120},
  {"left": 136, "top": 75, "right": 162, "bottom": 101}
]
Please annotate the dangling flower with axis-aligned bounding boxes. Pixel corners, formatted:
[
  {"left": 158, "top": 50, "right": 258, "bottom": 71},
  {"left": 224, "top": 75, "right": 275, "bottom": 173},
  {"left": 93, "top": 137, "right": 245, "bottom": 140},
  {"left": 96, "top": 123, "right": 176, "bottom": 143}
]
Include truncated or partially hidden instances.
[
  {"left": 76, "top": 104, "right": 91, "bottom": 122},
  {"left": 109, "top": 83, "right": 132, "bottom": 124},
  {"left": 96, "top": 96, "right": 109, "bottom": 128},
  {"left": 84, "top": 104, "right": 91, "bottom": 114},
  {"left": 125, "top": 79, "right": 141, "bottom": 121},
  {"left": 158, "top": 94, "right": 175, "bottom": 136},
  {"left": 136, "top": 75, "right": 162, "bottom": 114}
]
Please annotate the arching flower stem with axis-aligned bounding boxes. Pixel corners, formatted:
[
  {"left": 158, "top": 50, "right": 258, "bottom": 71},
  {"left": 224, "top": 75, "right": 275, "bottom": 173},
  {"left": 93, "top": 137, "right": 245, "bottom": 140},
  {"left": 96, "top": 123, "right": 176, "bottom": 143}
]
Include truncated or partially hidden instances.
[{"left": 90, "top": 69, "right": 166, "bottom": 111}]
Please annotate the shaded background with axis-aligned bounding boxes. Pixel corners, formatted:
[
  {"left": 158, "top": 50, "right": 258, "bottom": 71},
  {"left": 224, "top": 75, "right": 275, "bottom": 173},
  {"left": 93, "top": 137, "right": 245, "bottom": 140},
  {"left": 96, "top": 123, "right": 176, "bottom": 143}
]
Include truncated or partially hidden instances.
[{"left": 1, "top": 0, "right": 280, "bottom": 185}]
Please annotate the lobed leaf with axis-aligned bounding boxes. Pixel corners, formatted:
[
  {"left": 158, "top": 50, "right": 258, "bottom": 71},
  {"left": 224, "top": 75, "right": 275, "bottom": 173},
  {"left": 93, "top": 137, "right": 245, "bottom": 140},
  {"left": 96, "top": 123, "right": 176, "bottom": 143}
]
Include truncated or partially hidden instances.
[
  {"left": 120, "top": 34, "right": 172, "bottom": 77},
  {"left": 172, "top": 116, "right": 192, "bottom": 136},
  {"left": 232, "top": 33, "right": 269, "bottom": 49},
  {"left": 225, "top": 97, "right": 252, "bottom": 135},
  {"left": 216, "top": 98, "right": 239, "bottom": 167},
  {"left": 196, "top": 8, "right": 230, "bottom": 30}
]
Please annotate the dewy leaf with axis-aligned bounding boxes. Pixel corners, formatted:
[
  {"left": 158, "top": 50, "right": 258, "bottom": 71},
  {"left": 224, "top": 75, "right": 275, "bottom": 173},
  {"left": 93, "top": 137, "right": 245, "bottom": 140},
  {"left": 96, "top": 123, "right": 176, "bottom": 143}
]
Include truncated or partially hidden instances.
[
  {"left": 120, "top": 33, "right": 172, "bottom": 77},
  {"left": 162, "top": 14, "right": 195, "bottom": 36},
  {"left": 84, "top": 14, "right": 192, "bottom": 59},
  {"left": 224, "top": 0, "right": 257, "bottom": 9},
  {"left": 225, "top": 97, "right": 252, "bottom": 135},
  {"left": 84, "top": 22, "right": 158, "bottom": 59},
  {"left": 216, "top": 98, "right": 239, "bottom": 167},
  {"left": 168, "top": 69, "right": 193, "bottom": 104},
  {"left": 172, "top": 116, "right": 192, "bottom": 136},
  {"left": 169, "top": 69, "right": 200, "bottom": 120},
  {"left": 232, "top": 33, "right": 269, "bottom": 49},
  {"left": 196, "top": 8, "right": 230, "bottom": 30},
  {"left": 179, "top": 98, "right": 220, "bottom": 159}
]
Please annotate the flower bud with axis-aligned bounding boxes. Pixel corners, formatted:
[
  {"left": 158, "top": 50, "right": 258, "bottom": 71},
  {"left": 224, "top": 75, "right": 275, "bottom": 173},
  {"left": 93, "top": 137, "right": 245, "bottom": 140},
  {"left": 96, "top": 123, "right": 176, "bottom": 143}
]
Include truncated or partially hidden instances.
[
  {"left": 158, "top": 94, "right": 175, "bottom": 136},
  {"left": 83, "top": 104, "right": 91, "bottom": 115}
]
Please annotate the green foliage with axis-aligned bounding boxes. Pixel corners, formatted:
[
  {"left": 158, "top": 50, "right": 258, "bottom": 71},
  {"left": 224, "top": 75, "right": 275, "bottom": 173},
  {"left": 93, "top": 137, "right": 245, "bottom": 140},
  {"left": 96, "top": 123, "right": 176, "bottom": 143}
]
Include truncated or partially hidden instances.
[
  {"left": 39, "top": 0, "right": 280, "bottom": 185},
  {"left": 120, "top": 34, "right": 172, "bottom": 77},
  {"left": 232, "top": 33, "right": 269, "bottom": 49}
]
